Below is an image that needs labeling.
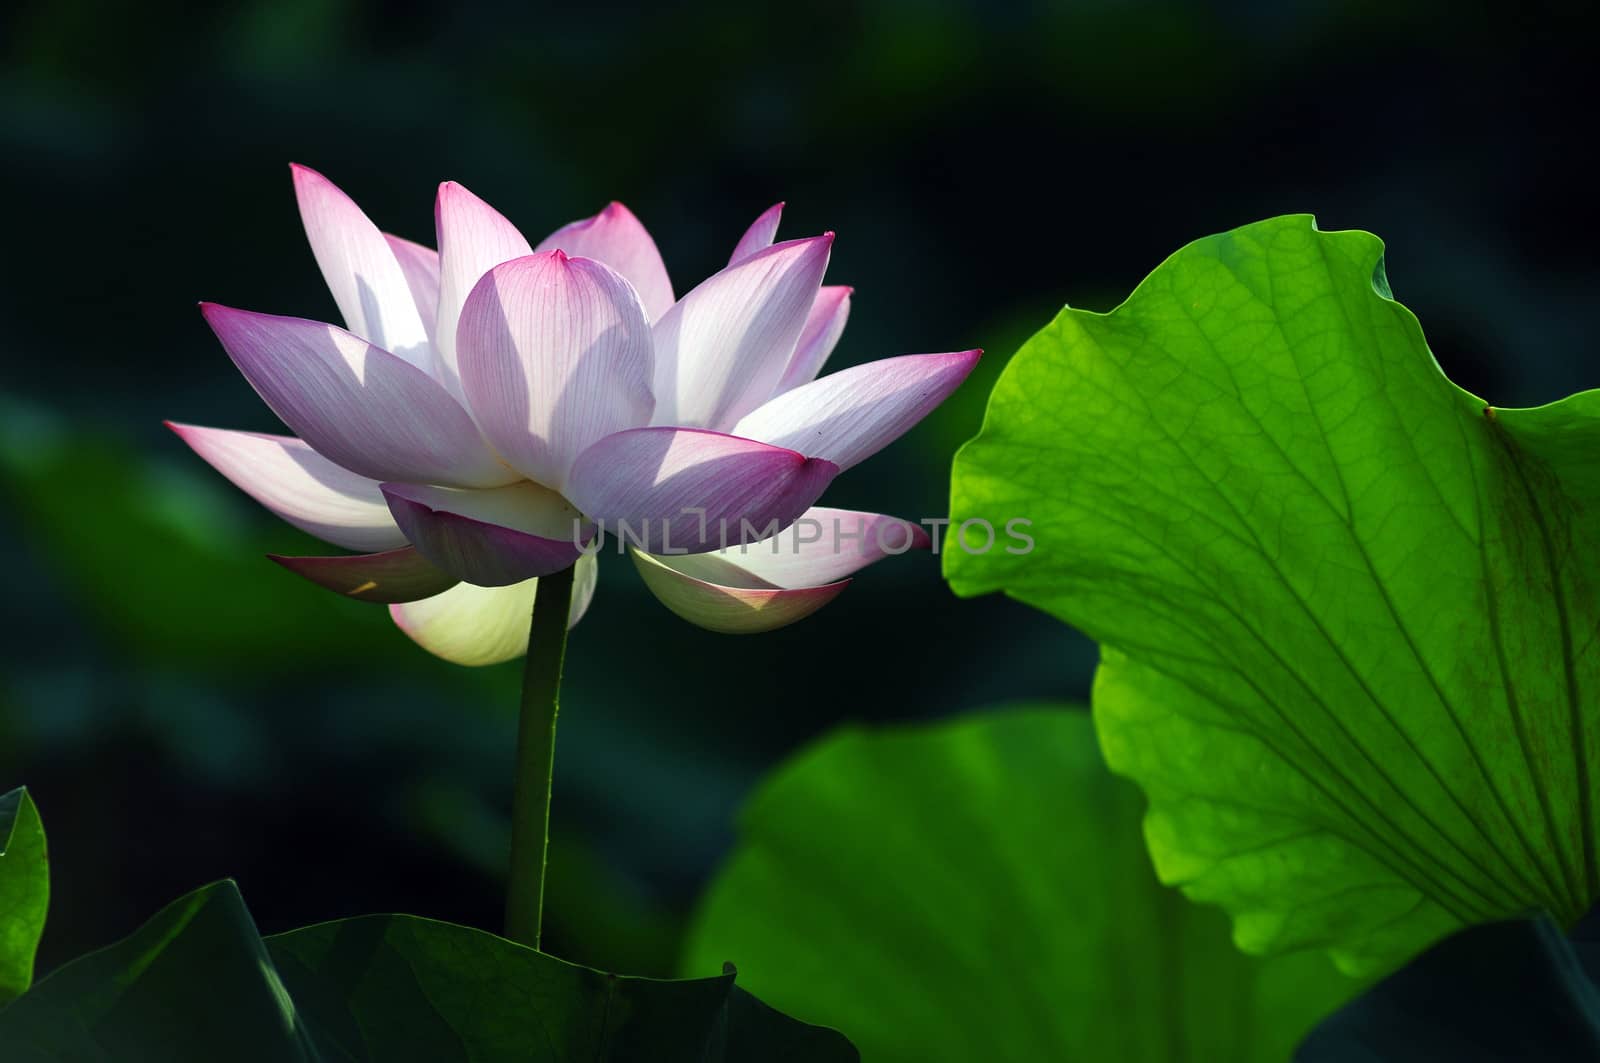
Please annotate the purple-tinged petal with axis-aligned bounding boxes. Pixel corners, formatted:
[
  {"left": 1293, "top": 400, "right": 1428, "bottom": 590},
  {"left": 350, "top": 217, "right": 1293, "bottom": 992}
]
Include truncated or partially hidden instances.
[
  {"left": 565, "top": 427, "right": 837, "bottom": 553},
  {"left": 290, "top": 164, "right": 434, "bottom": 374},
  {"left": 201, "top": 304, "right": 515, "bottom": 488},
  {"left": 775, "top": 285, "right": 852, "bottom": 395},
  {"left": 651, "top": 235, "right": 833, "bottom": 430},
  {"left": 631, "top": 549, "right": 847, "bottom": 634},
  {"left": 434, "top": 181, "right": 533, "bottom": 389},
  {"left": 384, "top": 234, "right": 440, "bottom": 342},
  {"left": 628, "top": 506, "right": 924, "bottom": 634},
  {"left": 389, "top": 554, "right": 597, "bottom": 666},
  {"left": 268, "top": 546, "right": 458, "bottom": 603},
  {"left": 382, "top": 480, "right": 591, "bottom": 586},
  {"left": 535, "top": 202, "right": 674, "bottom": 322},
  {"left": 727, "top": 202, "right": 784, "bottom": 265},
  {"left": 666, "top": 506, "right": 930, "bottom": 589},
  {"left": 457, "top": 251, "right": 654, "bottom": 491},
  {"left": 167, "top": 423, "right": 406, "bottom": 553},
  {"left": 733, "top": 350, "right": 981, "bottom": 473}
]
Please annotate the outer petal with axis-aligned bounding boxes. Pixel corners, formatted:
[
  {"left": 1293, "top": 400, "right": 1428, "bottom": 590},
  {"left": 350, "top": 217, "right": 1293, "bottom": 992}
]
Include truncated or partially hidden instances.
[
  {"left": 167, "top": 423, "right": 406, "bottom": 552},
  {"left": 290, "top": 164, "right": 434, "bottom": 374},
  {"left": 201, "top": 304, "right": 514, "bottom": 488},
  {"left": 388, "top": 554, "right": 598, "bottom": 666},
  {"left": 268, "top": 546, "right": 458, "bottom": 603},
  {"left": 565, "top": 427, "right": 837, "bottom": 554},
  {"left": 535, "top": 202, "right": 674, "bottom": 322},
  {"left": 659, "top": 507, "right": 930, "bottom": 589},
  {"left": 382, "top": 480, "right": 591, "bottom": 586},
  {"left": 775, "top": 286, "right": 852, "bottom": 394},
  {"left": 434, "top": 181, "right": 534, "bottom": 391},
  {"left": 727, "top": 202, "right": 784, "bottom": 265},
  {"left": 732, "top": 350, "right": 981, "bottom": 473},
  {"left": 384, "top": 234, "right": 440, "bottom": 343},
  {"left": 457, "top": 251, "right": 655, "bottom": 491},
  {"left": 651, "top": 236, "right": 833, "bottom": 430},
  {"left": 631, "top": 549, "right": 847, "bottom": 635}
]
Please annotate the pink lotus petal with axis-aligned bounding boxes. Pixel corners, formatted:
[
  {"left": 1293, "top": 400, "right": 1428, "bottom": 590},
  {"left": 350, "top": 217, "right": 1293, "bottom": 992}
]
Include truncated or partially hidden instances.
[
  {"left": 775, "top": 286, "right": 852, "bottom": 394},
  {"left": 384, "top": 234, "right": 440, "bottom": 343},
  {"left": 565, "top": 426, "right": 837, "bottom": 553},
  {"left": 434, "top": 181, "right": 534, "bottom": 390},
  {"left": 631, "top": 549, "right": 848, "bottom": 634},
  {"left": 201, "top": 304, "right": 515, "bottom": 488},
  {"left": 388, "top": 554, "right": 598, "bottom": 666},
  {"left": 727, "top": 202, "right": 784, "bottom": 265},
  {"left": 651, "top": 235, "right": 833, "bottom": 431},
  {"left": 457, "top": 251, "right": 655, "bottom": 492},
  {"left": 535, "top": 202, "right": 674, "bottom": 322},
  {"left": 268, "top": 546, "right": 458, "bottom": 603},
  {"left": 659, "top": 506, "right": 930, "bottom": 589},
  {"left": 381, "top": 480, "right": 591, "bottom": 586},
  {"left": 167, "top": 423, "right": 406, "bottom": 553},
  {"left": 290, "top": 164, "right": 434, "bottom": 374},
  {"left": 733, "top": 349, "right": 981, "bottom": 473}
]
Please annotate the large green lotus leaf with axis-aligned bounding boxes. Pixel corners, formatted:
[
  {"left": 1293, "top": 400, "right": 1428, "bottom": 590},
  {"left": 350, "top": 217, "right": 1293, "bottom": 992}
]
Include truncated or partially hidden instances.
[
  {"left": 945, "top": 214, "right": 1600, "bottom": 974},
  {"left": 0, "top": 788, "right": 48, "bottom": 1006},
  {"left": 682, "top": 707, "right": 1358, "bottom": 1061},
  {"left": 0, "top": 879, "right": 855, "bottom": 1061},
  {"left": 265, "top": 914, "right": 857, "bottom": 1061}
]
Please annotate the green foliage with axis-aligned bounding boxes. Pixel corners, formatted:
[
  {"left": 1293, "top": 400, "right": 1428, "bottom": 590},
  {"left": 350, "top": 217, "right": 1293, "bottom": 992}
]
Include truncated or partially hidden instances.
[
  {"left": 0, "top": 879, "right": 855, "bottom": 1061},
  {"left": 0, "top": 788, "right": 48, "bottom": 1006},
  {"left": 946, "top": 214, "right": 1600, "bottom": 974},
  {"left": 683, "top": 706, "right": 1358, "bottom": 1061}
]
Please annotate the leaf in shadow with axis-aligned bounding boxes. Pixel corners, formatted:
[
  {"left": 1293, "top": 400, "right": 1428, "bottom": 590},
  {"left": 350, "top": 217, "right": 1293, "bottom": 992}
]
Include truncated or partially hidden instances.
[
  {"left": 0, "top": 880, "right": 856, "bottom": 1062},
  {"left": 1296, "top": 912, "right": 1600, "bottom": 1061}
]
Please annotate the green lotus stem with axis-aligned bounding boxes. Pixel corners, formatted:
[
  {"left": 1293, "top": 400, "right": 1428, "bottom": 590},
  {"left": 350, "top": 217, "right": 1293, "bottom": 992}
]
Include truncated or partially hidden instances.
[{"left": 505, "top": 562, "right": 576, "bottom": 950}]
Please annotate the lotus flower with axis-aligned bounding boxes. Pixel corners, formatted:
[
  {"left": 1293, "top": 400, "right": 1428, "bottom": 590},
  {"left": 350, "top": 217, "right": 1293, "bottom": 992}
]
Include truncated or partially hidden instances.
[{"left": 171, "top": 166, "right": 978, "bottom": 664}]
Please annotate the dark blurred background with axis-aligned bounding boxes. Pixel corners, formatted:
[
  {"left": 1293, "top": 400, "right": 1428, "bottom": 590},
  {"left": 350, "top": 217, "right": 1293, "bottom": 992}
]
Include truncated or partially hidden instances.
[{"left": 1, "top": 0, "right": 1594, "bottom": 977}]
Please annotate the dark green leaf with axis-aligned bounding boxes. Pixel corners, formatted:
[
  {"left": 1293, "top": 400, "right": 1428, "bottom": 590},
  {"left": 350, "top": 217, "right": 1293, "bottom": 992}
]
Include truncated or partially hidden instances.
[
  {"left": 266, "top": 913, "right": 856, "bottom": 1062},
  {"left": 0, "top": 788, "right": 48, "bottom": 1006},
  {"left": 1296, "top": 914, "right": 1600, "bottom": 1061},
  {"left": 683, "top": 707, "right": 1359, "bottom": 1062},
  {"left": 0, "top": 881, "right": 315, "bottom": 1062},
  {"left": 946, "top": 215, "right": 1600, "bottom": 973},
  {"left": 0, "top": 879, "right": 855, "bottom": 1062}
]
